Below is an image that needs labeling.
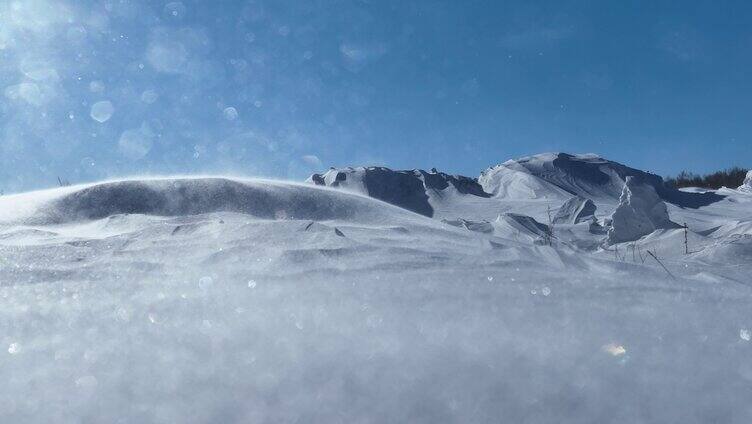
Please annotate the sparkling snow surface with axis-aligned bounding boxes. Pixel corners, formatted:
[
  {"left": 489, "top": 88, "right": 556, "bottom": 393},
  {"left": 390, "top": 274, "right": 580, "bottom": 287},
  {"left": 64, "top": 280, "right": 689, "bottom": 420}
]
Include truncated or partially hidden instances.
[{"left": 1, "top": 177, "right": 752, "bottom": 423}]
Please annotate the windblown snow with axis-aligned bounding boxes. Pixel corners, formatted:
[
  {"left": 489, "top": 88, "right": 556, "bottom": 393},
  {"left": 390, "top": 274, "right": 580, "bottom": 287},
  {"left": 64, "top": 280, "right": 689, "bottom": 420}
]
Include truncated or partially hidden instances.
[{"left": 2, "top": 154, "right": 752, "bottom": 423}]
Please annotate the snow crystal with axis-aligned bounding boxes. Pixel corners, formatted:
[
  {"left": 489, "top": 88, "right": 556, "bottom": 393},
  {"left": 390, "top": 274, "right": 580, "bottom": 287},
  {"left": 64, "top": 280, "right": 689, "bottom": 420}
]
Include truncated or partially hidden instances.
[
  {"left": 223, "top": 106, "right": 238, "bottom": 121},
  {"left": 7, "top": 343, "right": 20, "bottom": 355},
  {"left": 118, "top": 128, "right": 153, "bottom": 159},
  {"left": 88, "top": 80, "right": 105, "bottom": 93},
  {"left": 140, "top": 90, "right": 158, "bottom": 104},
  {"left": 602, "top": 343, "right": 626, "bottom": 356},
  {"left": 4, "top": 82, "right": 43, "bottom": 105},
  {"left": 741, "top": 329, "right": 751, "bottom": 341},
  {"left": 247, "top": 280, "right": 257, "bottom": 289},
  {"left": 90, "top": 100, "right": 114, "bottom": 123},
  {"left": 164, "top": 1, "right": 186, "bottom": 18},
  {"left": 115, "top": 307, "right": 130, "bottom": 322},
  {"left": 80, "top": 157, "right": 96, "bottom": 168},
  {"left": 146, "top": 40, "right": 188, "bottom": 74},
  {"left": 199, "top": 276, "right": 214, "bottom": 290}
]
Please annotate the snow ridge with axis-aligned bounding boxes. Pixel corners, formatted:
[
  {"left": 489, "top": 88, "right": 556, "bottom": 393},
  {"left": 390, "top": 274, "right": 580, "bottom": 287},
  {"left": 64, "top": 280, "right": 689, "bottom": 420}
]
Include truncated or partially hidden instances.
[{"left": 308, "top": 167, "right": 489, "bottom": 217}]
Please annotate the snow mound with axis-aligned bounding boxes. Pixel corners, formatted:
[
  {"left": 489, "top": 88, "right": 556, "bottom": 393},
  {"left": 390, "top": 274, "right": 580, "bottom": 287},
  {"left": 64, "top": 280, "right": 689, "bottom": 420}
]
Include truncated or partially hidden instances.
[
  {"left": 553, "top": 196, "right": 597, "bottom": 224},
  {"left": 308, "top": 167, "right": 489, "bottom": 217},
  {"left": 607, "top": 177, "right": 680, "bottom": 244},
  {"left": 739, "top": 170, "right": 752, "bottom": 192},
  {"left": 478, "top": 160, "right": 570, "bottom": 199},
  {"left": 0, "top": 178, "right": 426, "bottom": 225},
  {"left": 481, "top": 153, "right": 723, "bottom": 207}
]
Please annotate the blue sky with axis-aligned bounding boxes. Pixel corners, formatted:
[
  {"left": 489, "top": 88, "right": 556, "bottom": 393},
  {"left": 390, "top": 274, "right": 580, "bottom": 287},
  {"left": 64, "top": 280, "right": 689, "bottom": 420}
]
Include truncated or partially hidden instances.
[{"left": 1, "top": 0, "right": 751, "bottom": 192}]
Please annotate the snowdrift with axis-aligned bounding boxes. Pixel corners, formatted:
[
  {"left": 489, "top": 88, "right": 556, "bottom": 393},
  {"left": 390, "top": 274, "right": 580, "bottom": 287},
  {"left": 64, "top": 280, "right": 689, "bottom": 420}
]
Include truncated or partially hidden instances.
[
  {"left": 0, "top": 178, "right": 429, "bottom": 226},
  {"left": 607, "top": 177, "right": 680, "bottom": 244},
  {"left": 478, "top": 160, "right": 570, "bottom": 199},
  {"left": 308, "top": 167, "right": 489, "bottom": 217},
  {"left": 481, "top": 153, "right": 723, "bottom": 207}
]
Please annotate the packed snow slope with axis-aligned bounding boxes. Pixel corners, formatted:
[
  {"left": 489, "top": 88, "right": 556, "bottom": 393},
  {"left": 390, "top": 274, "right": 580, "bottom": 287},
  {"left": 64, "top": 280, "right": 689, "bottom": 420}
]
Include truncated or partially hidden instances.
[{"left": 2, "top": 176, "right": 752, "bottom": 423}]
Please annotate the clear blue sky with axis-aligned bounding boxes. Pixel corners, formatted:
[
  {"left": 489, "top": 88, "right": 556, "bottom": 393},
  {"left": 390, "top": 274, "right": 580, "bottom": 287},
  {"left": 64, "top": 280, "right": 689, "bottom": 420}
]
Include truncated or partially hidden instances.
[{"left": 1, "top": 0, "right": 751, "bottom": 192}]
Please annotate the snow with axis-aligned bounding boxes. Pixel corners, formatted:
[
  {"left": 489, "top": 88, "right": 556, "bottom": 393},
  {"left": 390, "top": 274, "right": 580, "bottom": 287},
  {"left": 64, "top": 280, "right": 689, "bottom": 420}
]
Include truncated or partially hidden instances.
[
  {"left": 607, "top": 176, "right": 679, "bottom": 244},
  {"left": 480, "top": 153, "right": 724, "bottom": 208},
  {"left": 308, "top": 167, "right": 489, "bottom": 218},
  {"left": 479, "top": 159, "right": 570, "bottom": 199},
  {"left": 739, "top": 170, "right": 752, "bottom": 192},
  {"left": 553, "top": 196, "right": 597, "bottom": 224},
  {"left": 3, "top": 165, "right": 752, "bottom": 422}
]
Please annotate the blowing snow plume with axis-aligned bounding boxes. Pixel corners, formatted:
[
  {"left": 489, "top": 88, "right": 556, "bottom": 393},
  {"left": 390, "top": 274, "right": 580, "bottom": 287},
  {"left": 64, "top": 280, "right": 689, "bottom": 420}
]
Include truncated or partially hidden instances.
[{"left": 1, "top": 178, "right": 427, "bottom": 226}]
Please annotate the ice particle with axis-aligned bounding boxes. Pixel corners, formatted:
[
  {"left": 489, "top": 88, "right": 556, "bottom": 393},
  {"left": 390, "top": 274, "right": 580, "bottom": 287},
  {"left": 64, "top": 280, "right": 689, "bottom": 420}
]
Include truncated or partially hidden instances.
[
  {"left": 199, "top": 276, "right": 214, "bottom": 290},
  {"left": 80, "top": 157, "right": 96, "bottom": 168},
  {"left": 741, "top": 329, "right": 751, "bottom": 341},
  {"left": 8, "top": 343, "right": 20, "bottom": 355},
  {"left": 141, "top": 90, "right": 158, "bottom": 104},
  {"left": 164, "top": 2, "right": 186, "bottom": 18},
  {"left": 602, "top": 343, "right": 627, "bottom": 357},
  {"left": 248, "top": 280, "right": 257, "bottom": 289},
  {"left": 223, "top": 106, "right": 239, "bottom": 121},
  {"left": 88, "top": 80, "right": 105, "bottom": 93},
  {"left": 118, "top": 128, "right": 153, "bottom": 160},
  {"left": 75, "top": 375, "right": 98, "bottom": 389},
  {"left": 90, "top": 100, "right": 114, "bottom": 123}
]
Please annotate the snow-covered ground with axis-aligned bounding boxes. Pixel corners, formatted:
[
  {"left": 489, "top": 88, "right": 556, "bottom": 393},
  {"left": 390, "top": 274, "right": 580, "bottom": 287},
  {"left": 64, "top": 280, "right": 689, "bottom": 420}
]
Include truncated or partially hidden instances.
[{"left": 2, "top": 155, "right": 752, "bottom": 423}]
